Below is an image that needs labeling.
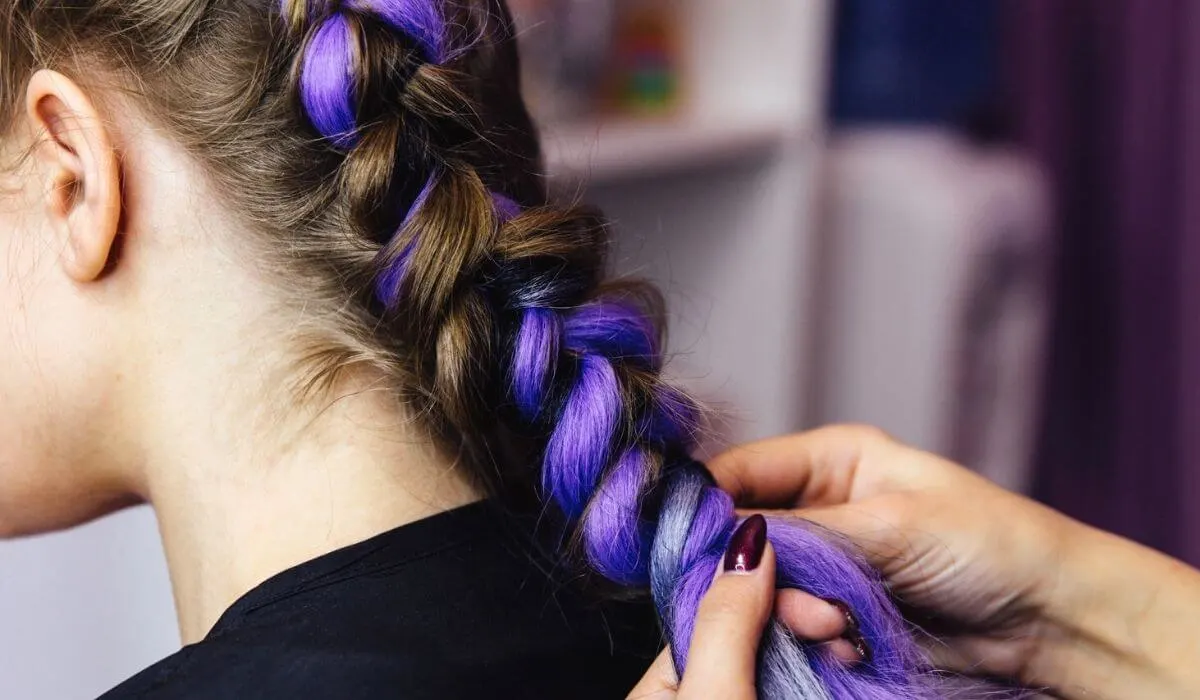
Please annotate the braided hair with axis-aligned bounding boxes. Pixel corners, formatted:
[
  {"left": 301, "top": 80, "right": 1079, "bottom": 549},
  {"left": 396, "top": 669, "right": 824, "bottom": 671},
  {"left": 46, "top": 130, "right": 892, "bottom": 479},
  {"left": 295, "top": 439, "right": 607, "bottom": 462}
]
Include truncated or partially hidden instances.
[
  {"left": 0, "top": 0, "right": 972, "bottom": 696},
  {"left": 280, "top": 2, "right": 949, "bottom": 697}
]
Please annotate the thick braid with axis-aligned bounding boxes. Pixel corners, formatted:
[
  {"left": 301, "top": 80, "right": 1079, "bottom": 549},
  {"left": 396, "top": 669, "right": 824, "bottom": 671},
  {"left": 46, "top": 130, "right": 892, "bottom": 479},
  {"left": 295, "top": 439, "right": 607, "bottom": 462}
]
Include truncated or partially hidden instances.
[
  {"left": 508, "top": 292, "right": 937, "bottom": 698},
  {"left": 284, "top": 2, "right": 972, "bottom": 698}
]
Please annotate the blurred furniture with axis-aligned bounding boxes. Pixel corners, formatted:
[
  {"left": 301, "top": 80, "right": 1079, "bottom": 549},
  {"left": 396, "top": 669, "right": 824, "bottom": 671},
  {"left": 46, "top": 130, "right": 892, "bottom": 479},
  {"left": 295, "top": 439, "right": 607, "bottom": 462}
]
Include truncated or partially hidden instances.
[
  {"left": 546, "top": 0, "right": 832, "bottom": 449},
  {"left": 809, "top": 0, "right": 1055, "bottom": 492},
  {"left": 813, "top": 130, "right": 1051, "bottom": 492}
]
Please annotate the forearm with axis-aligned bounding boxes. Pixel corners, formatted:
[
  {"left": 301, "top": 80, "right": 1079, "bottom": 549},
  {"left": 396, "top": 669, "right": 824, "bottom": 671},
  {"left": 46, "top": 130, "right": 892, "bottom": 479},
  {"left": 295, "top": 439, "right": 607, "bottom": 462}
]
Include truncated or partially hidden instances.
[{"left": 1030, "top": 521, "right": 1200, "bottom": 699}]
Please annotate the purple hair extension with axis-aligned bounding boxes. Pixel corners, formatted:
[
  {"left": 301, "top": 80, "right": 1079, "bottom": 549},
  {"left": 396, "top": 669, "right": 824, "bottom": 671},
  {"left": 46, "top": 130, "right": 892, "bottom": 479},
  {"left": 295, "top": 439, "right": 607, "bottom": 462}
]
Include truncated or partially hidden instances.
[
  {"left": 290, "top": 0, "right": 449, "bottom": 308},
  {"left": 581, "top": 447, "right": 654, "bottom": 586},
  {"left": 512, "top": 307, "right": 559, "bottom": 420},
  {"left": 642, "top": 384, "right": 701, "bottom": 448},
  {"left": 298, "top": 12, "right": 359, "bottom": 149},
  {"left": 563, "top": 300, "right": 661, "bottom": 369},
  {"left": 373, "top": 171, "right": 440, "bottom": 306},
  {"left": 491, "top": 192, "right": 523, "bottom": 222},
  {"left": 290, "top": 1, "right": 994, "bottom": 697},
  {"left": 524, "top": 298, "right": 955, "bottom": 698},
  {"left": 526, "top": 299, "right": 958, "bottom": 698},
  {"left": 345, "top": 0, "right": 447, "bottom": 62},
  {"left": 290, "top": 0, "right": 445, "bottom": 148},
  {"left": 652, "top": 471, "right": 940, "bottom": 698},
  {"left": 542, "top": 354, "right": 622, "bottom": 519}
]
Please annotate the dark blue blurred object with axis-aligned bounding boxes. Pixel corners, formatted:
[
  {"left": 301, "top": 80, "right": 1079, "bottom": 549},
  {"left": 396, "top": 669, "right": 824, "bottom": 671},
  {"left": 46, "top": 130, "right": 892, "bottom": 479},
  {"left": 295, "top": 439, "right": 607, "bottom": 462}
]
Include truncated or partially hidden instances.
[{"left": 831, "top": 0, "right": 1000, "bottom": 126}]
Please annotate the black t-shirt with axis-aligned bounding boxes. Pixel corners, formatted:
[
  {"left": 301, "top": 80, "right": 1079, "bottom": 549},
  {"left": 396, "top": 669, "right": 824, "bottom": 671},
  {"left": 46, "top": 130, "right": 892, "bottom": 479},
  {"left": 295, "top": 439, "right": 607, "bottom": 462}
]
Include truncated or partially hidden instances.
[{"left": 99, "top": 502, "right": 660, "bottom": 699}]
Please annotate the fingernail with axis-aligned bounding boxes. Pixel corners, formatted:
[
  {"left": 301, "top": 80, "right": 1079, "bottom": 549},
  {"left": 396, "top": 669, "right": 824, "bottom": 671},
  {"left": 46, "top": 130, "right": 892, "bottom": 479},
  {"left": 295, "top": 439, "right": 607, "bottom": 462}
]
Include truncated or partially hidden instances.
[
  {"left": 821, "top": 598, "right": 859, "bottom": 633},
  {"left": 846, "top": 633, "right": 872, "bottom": 664},
  {"left": 724, "top": 514, "right": 767, "bottom": 573}
]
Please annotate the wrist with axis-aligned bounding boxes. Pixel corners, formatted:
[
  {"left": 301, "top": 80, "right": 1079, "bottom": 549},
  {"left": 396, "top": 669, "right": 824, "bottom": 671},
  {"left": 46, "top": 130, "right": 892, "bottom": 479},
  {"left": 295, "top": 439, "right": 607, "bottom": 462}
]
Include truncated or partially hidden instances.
[{"left": 1027, "top": 517, "right": 1200, "bottom": 699}]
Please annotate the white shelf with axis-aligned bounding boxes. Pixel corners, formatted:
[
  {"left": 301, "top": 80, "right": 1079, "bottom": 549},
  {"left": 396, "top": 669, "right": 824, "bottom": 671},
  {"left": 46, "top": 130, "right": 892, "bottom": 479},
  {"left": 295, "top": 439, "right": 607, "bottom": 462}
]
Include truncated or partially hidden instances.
[{"left": 543, "top": 111, "right": 808, "bottom": 184}]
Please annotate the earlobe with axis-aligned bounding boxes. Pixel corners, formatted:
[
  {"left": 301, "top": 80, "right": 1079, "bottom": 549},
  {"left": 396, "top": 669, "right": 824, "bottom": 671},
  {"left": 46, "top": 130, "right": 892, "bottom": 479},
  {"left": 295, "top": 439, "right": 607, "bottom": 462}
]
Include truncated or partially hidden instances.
[{"left": 25, "top": 69, "right": 122, "bottom": 282}]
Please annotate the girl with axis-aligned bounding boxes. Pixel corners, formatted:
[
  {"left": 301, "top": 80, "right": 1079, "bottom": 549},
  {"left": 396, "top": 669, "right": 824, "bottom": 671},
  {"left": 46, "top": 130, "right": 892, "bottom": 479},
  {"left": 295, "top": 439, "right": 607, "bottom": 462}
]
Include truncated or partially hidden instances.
[{"left": 0, "top": 1, "right": 944, "bottom": 697}]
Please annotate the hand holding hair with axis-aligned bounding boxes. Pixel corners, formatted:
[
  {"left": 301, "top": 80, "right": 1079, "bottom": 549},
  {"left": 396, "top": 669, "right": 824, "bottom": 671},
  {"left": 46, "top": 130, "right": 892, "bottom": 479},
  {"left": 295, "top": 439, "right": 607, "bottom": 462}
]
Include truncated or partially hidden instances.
[
  {"left": 628, "top": 516, "right": 867, "bottom": 700},
  {"left": 709, "top": 425, "right": 1200, "bottom": 700}
]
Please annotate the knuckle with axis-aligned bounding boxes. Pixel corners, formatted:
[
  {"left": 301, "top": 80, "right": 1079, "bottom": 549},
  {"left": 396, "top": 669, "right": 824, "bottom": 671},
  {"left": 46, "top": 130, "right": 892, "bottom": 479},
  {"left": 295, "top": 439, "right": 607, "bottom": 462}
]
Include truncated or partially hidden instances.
[
  {"left": 696, "top": 592, "right": 748, "bottom": 629},
  {"left": 879, "top": 490, "right": 919, "bottom": 523},
  {"left": 828, "top": 423, "right": 893, "bottom": 446}
]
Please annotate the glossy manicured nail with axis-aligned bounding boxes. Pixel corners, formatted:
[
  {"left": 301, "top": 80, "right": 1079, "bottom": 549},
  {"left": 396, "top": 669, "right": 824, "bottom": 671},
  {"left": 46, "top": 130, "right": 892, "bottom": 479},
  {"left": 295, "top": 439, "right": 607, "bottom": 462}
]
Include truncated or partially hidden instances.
[
  {"left": 822, "top": 597, "right": 859, "bottom": 633},
  {"left": 723, "top": 514, "right": 767, "bottom": 573}
]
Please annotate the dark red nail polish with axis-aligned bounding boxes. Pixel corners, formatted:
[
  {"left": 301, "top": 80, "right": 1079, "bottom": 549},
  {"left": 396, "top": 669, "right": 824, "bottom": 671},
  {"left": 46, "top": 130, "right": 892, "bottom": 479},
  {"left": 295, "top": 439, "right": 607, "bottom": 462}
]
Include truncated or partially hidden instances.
[
  {"left": 846, "top": 633, "right": 872, "bottom": 664},
  {"left": 724, "top": 514, "right": 767, "bottom": 572},
  {"left": 822, "top": 598, "right": 859, "bottom": 633}
]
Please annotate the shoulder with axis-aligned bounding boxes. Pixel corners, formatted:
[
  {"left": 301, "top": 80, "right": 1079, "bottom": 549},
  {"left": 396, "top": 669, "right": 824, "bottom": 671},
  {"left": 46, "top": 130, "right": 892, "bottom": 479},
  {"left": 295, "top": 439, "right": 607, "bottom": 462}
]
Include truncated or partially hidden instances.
[
  {"left": 99, "top": 507, "right": 658, "bottom": 699},
  {"left": 99, "top": 639, "right": 447, "bottom": 699},
  {"left": 99, "top": 629, "right": 651, "bottom": 699}
]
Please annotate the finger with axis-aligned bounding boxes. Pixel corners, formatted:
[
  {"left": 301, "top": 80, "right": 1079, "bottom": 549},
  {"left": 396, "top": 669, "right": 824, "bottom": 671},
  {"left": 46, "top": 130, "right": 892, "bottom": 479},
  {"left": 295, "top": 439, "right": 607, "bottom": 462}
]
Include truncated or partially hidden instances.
[
  {"left": 775, "top": 590, "right": 870, "bottom": 666},
  {"left": 677, "top": 516, "right": 774, "bottom": 700},
  {"left": 918, "top": 633, "right": 1036, "bottom": 679},
  {"left": 740, "top": 501, "right": 919, "bottom": 575},
  {"left": 775, "top": 589, "right": 849, "bottom": 640},
  {"left": 707, "top": 425, "right": 891, "bottom": 509},
  {"left": 626, "top": 648, "right": 679, "bottom": 700},
  {"left": 823, "top": 638, "right": 868, "bottom": 665}
]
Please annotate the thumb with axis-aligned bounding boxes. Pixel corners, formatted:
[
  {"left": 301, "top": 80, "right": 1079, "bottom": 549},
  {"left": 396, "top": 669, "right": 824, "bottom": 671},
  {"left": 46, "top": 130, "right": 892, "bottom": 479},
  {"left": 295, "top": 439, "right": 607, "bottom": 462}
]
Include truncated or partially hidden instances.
[{"left": 677, "top": 515, "right": 775, "bottom": 700}]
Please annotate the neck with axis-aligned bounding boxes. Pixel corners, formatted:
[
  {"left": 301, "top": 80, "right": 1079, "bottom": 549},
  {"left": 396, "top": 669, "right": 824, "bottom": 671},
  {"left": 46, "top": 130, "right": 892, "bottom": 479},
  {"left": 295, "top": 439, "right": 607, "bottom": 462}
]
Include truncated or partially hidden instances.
[
  {"left": 139, "top": 361, "right": 480, "bottom": 644},
  {"left": 98, "top": 143, "right": 483, "bottom": 645}
]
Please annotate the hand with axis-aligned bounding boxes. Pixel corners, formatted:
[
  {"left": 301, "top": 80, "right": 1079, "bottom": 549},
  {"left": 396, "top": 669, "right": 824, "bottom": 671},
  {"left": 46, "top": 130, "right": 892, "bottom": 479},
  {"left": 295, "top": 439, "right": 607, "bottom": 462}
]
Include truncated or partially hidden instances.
[
  {"left": 708, "top": 425, "right": 1077, "bottom": 683},
  {"left": 709, "top": 425, "right": 1200, "bottom": 699},
  {"left": 627, "top": 515, "right": 866, "bottom": 700}
]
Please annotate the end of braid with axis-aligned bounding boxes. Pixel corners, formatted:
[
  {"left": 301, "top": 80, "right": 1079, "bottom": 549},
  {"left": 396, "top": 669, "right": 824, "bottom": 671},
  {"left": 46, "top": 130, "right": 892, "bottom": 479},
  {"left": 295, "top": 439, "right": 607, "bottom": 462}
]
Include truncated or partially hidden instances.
[{"left": 494, "top": 211, "right": 953, "bottom": 695}]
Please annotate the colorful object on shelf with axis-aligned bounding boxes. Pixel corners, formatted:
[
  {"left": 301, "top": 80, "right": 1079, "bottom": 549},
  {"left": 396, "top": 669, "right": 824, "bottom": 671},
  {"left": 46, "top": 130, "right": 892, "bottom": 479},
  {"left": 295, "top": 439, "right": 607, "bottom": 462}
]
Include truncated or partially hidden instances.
[
  {"left": 508, "top": 0, "right": 619, "bottom": 121},
  {"left": 509, "top": 0, "right": 683, "bottom": 121},
  {"left": 608, "top": 2, "right": 682, "bottom": 114}
]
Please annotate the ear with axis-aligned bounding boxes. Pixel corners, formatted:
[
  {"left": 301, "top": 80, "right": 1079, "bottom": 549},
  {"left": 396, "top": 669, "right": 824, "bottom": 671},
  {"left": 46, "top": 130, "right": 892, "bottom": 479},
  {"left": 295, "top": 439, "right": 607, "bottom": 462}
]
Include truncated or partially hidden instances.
[{"left": 25, "top": 69, "right": 122, "bottom": 282}]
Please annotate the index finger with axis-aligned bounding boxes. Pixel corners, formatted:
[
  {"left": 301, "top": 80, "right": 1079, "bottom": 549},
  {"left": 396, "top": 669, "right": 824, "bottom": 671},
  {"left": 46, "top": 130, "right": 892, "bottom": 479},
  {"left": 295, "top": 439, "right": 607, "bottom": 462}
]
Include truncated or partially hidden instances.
[{"left": 707, "top": 425, "right": 891, "bottom": 508}]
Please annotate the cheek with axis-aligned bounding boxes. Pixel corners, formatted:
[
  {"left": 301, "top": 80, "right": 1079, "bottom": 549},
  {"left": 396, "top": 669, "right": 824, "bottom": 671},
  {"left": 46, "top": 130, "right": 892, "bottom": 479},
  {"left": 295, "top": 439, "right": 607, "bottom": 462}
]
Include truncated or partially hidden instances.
[
  {"left": 0, "top": 201, "right": 129, "bottom": 537},
  {"left": 0, "top": 377, "right": 62, "bottom": 537}
]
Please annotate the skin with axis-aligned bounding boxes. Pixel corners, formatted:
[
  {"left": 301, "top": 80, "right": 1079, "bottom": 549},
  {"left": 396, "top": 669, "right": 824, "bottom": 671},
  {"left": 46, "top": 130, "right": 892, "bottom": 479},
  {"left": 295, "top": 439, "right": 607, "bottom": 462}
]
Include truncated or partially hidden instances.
[
  {"left": 628, "top": 543, "right": 785, "bottom": 700},
  {"left": 669, "top": 425, "right": 1200, "bottom": 700},
  {"left": 0, "top": 70, "right": 480, "bottom": 643}
]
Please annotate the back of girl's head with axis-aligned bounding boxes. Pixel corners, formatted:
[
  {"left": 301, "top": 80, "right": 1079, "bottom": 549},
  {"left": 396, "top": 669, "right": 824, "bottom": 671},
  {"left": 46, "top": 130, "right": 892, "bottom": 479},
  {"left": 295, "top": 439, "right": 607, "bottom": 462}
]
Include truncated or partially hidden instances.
[{"left": 0, "top": 3, "right": 989, "bottom": 697}]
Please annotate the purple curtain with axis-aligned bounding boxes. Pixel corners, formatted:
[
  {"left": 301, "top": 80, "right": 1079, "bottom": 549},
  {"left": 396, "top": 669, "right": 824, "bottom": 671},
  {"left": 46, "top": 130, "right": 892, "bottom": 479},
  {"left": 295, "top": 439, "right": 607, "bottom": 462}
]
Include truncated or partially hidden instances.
[{"left": 1009, "top": 1, "right": 1200, "bottom": 564}]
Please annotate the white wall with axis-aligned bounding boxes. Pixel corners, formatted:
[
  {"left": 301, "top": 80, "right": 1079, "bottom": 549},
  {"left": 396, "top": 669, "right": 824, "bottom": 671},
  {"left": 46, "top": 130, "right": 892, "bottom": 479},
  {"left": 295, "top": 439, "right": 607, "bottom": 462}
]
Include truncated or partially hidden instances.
[
  {"left": 595, "top": 139, "right": 823, "bottom": 448},
  {"left": 0, "top": 508, "right": 177, "bottom": 699}
]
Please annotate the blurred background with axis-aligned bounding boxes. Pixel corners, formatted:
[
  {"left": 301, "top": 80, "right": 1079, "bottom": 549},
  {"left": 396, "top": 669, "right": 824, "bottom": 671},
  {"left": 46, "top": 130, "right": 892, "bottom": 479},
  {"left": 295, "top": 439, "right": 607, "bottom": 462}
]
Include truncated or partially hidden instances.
[{"left": 5, "top": 0, "right": 1200, "bottom": 697}]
